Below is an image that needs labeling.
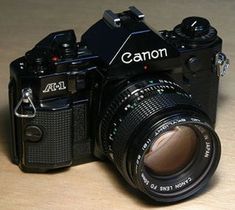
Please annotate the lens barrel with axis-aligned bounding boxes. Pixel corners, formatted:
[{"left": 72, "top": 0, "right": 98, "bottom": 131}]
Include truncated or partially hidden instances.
[{"left": 100, "top": 77, "right": 220, "bottom": 203}]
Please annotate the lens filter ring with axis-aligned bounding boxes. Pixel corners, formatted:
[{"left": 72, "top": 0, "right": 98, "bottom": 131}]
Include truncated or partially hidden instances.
[{"left": 128, "top": 115, "right": 220, "bottom": 203}]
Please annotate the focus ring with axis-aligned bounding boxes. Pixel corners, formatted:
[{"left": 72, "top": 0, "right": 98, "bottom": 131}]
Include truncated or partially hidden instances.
[
  {"left": 101, "top": 79, "right": 187, "bottom": 151},
  {"left": 105, "top": 93, "right": 200, "bottom": 173}
]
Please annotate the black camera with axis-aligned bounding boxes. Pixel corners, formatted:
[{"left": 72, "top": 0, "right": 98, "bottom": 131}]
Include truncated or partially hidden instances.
[{"left": 9, "top": 7, "right": 229, "bottom": 203}]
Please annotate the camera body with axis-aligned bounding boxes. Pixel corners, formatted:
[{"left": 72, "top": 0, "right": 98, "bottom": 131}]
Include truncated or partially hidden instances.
[{"left": 9, "top": 7, "right": 227, "bottom": 172}]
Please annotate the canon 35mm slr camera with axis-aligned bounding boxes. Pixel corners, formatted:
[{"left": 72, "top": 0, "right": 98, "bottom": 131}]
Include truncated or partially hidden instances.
[{"left": 9, "top": 7, "right": 229, "bottom": 203}]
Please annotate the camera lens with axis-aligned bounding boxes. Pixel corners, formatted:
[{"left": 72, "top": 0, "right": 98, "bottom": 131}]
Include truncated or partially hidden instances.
[
  {"left": 144, "top": 126, "right": 198, "bottom": 176},
  {"left": 100, "top": 77, "right": 220, "bottom": 203}
]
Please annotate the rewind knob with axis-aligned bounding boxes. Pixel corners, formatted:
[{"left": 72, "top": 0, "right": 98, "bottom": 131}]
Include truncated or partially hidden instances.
[{"left": 174, "top": 17, "right": 217, "bottom": 44}]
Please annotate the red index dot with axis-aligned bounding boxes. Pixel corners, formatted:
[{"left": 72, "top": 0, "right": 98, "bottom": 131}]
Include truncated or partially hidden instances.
[
  {"left": 144, "top": 65, "right": 149, "bottom": 71},
  {"left": 52, "top": 56, "right": 59, "bottom": 62}
]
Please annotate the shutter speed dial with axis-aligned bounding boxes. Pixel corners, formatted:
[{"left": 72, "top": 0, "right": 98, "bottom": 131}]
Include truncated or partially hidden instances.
[{"left": 174, "top": 17, "right": 217, "bottom": 44}]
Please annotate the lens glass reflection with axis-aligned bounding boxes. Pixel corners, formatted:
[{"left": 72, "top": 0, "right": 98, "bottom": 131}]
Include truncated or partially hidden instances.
[{"left": 144, "top": 126, "right": 198, "bottom": 176}]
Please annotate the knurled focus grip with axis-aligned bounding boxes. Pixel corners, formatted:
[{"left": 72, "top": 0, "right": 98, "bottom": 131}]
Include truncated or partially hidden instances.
[{"left": 103, "top": 92, "right": 202, "bottom": 174}]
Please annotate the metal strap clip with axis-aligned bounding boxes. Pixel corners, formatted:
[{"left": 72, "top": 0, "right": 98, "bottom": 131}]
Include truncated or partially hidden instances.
[
  {"left": 14, "top": 88, "right": 36, "bottom": 118},
  {"left": 215, "top": 52, "right": 229, "bottom": 77}
]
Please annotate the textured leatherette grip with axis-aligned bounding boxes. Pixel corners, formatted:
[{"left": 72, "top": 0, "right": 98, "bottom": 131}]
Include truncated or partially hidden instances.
[
  {"left": 24, "top": 109, "right": 72, "bottom": 167},
  {"left": 72, "top": 102, "right": 92, "bottom": 163}
]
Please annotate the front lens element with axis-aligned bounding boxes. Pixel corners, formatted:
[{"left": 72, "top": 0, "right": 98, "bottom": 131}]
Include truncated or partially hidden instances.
[{"left": 144, "top": 126, "right": 198, "bottom": 176}]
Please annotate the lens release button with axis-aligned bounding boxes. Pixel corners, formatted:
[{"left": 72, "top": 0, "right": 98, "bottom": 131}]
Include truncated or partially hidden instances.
[{"left": 25, "top": 126, "right": 43, "bottom": 142}]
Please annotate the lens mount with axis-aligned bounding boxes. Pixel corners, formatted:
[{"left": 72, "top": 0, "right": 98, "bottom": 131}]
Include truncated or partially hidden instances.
[{"left": 100, "top": 77, "right": 221, "bottom": 203}]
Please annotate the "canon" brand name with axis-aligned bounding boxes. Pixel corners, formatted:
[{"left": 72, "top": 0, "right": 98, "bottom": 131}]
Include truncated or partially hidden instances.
[{"left": 121, "top": 48, "right": 168, "bottom": 64}]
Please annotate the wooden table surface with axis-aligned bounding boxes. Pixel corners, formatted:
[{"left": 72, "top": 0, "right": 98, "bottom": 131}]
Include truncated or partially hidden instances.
[{"left": 0, "top": 0, "right": 234, "bottom": 209}]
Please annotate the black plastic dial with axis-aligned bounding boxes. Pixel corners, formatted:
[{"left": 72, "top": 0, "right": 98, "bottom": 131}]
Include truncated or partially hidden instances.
[
  {"left": 25, "top": 49, "right": 50, "bottom": 74},
  {"left": 174, "top": 17, "right": 217, "bottom": 44},
  {"left": 182, "top": 17, "right": 210, "bottom": 37}
]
